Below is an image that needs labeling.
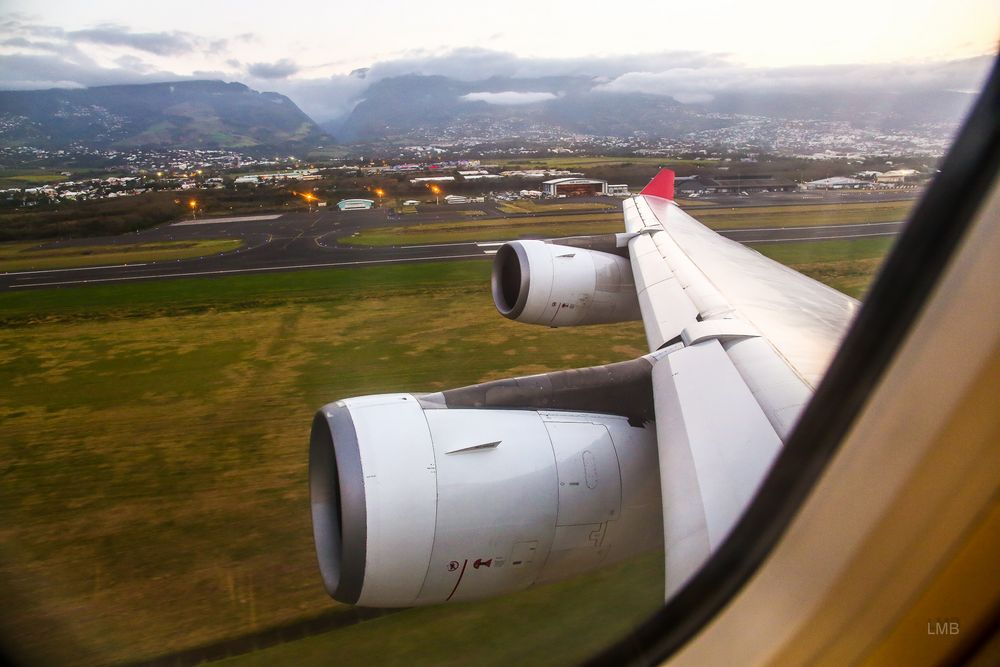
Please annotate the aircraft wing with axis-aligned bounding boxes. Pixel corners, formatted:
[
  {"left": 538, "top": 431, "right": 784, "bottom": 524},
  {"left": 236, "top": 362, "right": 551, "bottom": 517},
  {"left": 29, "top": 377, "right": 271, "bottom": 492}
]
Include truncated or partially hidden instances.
[
  {"left": 625, "top": 169, "right": 859, "bottom": 596},
  {"left": 309, "top": 169, "right": 861, "bottom": 607}
]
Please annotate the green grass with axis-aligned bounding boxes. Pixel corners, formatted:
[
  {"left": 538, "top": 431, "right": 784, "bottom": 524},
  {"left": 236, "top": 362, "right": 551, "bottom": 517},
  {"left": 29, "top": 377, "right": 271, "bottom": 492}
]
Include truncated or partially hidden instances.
[
  {"left": 0, "top": 260, "right": 652, "bottom": 665},
  {"left": 496, "top": 199, "right": 616, "bottom": 214},
  {"left": 216, "top": 552, "right": 663, "bottom": 667},
  {"left": 495, "top": 156, "right": 715, "bottom": 169},
  {"left": 0, "top": 236, "right": 894, "bottom": 665},
  {"left": 341, "top": 213, "right": 621, "bottom": 246},
  {"left": 0, "top": 171, "right": 69, "bottom": 188},
  {"left": 692, "top": 200, "right": 914, "bottom": 230},
  {"left": 0, "top": 239, "right": 243, "bottom": 272},
  {"left": 342, "top": 201, "right": 913, "bottom": 247}
]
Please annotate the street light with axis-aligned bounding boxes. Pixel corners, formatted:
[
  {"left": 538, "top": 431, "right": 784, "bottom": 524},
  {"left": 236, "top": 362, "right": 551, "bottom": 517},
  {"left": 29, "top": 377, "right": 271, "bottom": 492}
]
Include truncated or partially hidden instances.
[
  {"left": 188, "top": 199, "right": 198, "bottom": 220},
  {"left": 429, "top": 184, "right": 441, "bottom": 205}
]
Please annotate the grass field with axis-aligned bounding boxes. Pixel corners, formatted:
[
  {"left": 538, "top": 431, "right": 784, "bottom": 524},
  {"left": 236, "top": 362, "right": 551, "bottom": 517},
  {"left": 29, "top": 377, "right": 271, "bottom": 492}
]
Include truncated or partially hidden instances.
[
  {"left": 0, "top": 235, "right": 892, "bottom": 665},
  {"left": 495, "top": 157, "right": 716, "bottom": 169},
  {"left": 496, "top": 199, "right": 616, "bottom": 214},
  {"left": 0, "top": 261, "right": 654, "bottom": 666},
  {"left": 341, "top": 213, "right": 622, "bottom": 246},
  {"left": 342, "top": 200, "right": 913, "bottom": 247},
  {"left": 0, "top": 171, "right": 69, "bottom": 189},
  {"left": 0, "top": 239, "right": 243, "bottom": 272},
  {"left": 693, "top": 200, "right": 914, "bottom": 230}
]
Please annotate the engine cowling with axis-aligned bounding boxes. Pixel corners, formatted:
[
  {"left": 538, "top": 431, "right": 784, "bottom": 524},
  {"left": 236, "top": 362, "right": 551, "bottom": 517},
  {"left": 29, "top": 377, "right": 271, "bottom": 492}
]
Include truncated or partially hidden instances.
[
  {"left": 310, "top": 394, "right": 662, "bottom": 607},
  {"left": 491, "top": 240, "right": 641, "bottom": 327}
]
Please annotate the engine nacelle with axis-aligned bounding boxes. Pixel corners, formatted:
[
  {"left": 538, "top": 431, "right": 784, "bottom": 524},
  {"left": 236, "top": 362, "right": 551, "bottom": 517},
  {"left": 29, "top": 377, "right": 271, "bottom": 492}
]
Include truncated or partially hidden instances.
[
  {"left": 492, "top": 240, "right": 641, "bottom": 327},
  {"left": 310, "top": 394, "right": 662, "bottom": 607}
]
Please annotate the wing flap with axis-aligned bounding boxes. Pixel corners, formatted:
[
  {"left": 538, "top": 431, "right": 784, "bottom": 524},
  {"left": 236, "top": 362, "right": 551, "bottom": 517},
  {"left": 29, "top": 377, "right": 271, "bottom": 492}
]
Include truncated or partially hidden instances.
[{"left": 652, "top": 339, "right": 783, "bottom": 598}]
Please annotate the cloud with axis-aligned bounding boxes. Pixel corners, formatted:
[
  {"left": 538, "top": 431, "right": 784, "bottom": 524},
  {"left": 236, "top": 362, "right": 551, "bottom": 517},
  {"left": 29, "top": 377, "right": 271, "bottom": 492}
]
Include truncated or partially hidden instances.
[
  {"left": 461, "top": 91, "right": 557, "bottom": 105},
  {"left": 361, "top": 46, "right": 728, "bottom": 82},
  {"left": 68, "top": 25, "right": 204, "bottom": 56},
  {"left": 671, "top": 92, "right": 714, "bottom": 105},
  {"left": 0, "top": 29, "right": 992, "bottom": 128},
  {"left": 0, "top": 53, "right": 182, "bottom": 89},
  {"left": 593, "top": 56, "right": 994, "bottom": 100},
  {"left": 247, "top": 58, "right": 299, "bottom": 79}
]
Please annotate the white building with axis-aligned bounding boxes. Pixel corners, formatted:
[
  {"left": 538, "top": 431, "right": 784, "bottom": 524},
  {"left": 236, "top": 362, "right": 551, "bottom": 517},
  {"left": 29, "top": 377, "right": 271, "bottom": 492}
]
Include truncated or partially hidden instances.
[
  {"left": 877, "top": 169, "right": 920, "bottom": 185},
  {"left": 606, "top": 184, "right": 631, "bottom": 196},
  {"left": 337, "top": 199, "right": 374, "bottom": 211},
  {"left": 805, "top": 177, "right": 868, "bottom": 190},
  {"left": 542, "top": 177, "right": 608, "bottom": 197},
  {"left": 409, "top": 176, "right": 456, "bottom": 184}
]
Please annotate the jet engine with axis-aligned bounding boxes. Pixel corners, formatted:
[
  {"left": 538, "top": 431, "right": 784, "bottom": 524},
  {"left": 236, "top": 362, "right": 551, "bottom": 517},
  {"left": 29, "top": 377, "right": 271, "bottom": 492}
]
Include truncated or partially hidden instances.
[
  {"left": 491, "top": 239, "right": 641, "bottom": 327},
  {"left": 310, "top": 362, "right": 662, "bottom": 607}
]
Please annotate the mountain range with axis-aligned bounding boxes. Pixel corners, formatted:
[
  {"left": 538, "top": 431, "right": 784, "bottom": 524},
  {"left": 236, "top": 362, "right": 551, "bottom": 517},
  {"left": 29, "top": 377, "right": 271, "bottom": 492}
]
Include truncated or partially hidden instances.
[
  {"left": 0, "top": 80, "right": 330, "bottom": 150},
  {"left": 327, "top": 74, "right": 976, "bottom": 143},
  {"left": 0, "top": 75, "right": 978, "bottom": 151}
]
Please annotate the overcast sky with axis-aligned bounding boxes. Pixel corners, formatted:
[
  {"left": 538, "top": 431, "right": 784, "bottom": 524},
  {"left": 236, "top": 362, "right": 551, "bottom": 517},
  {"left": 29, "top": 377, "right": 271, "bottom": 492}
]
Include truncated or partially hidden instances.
[{"left": 1, "top": 0, "right": 996, "bottom": 120}]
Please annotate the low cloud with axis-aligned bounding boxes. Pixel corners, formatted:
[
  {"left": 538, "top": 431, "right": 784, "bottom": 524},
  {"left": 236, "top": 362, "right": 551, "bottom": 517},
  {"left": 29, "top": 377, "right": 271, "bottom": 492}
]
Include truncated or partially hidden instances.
[
  {"left": 672, "top": 92, "right": 714, "bottom": 105},
  {"left": 361, "top": 46, "right": 728, "bottom": 82},
  {"left": 247, "top": 58, "right": 299, "bottom": 79},
  {"left": 461, "top": 91, "right": 557, "bottom": 105},
  {"left": 68, "top": 25, "right": 204, "bottom": 56},
  {"left": 0, "top": 29, "right": 993, "bottom": 127},
  {"left": 593, "top": 57, "right": 994, "bottom": 99},
  {"left": 0, "top": 19, "right": 234, "bottom": 91},
  {"left": 0, "top": 53, "right": 185, "bottom": 89}
]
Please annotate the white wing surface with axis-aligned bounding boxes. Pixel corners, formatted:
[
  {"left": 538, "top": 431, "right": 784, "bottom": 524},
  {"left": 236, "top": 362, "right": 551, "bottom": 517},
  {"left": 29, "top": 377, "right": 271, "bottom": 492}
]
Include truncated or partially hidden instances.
[{"left": 629, "top": 170, "right": 859, "bottom": 597}]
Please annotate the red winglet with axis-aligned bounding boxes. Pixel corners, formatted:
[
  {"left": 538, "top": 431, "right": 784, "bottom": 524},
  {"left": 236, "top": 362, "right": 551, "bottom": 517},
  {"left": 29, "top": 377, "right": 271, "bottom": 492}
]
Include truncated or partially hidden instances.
[{"left": 640, "top": 168, "right": 675, "bottom": 200}]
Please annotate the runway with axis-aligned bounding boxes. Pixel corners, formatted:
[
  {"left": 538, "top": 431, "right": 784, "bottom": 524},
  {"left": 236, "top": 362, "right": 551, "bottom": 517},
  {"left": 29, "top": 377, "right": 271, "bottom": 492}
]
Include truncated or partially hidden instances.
[{"left": 0, "top": 206, "right": 904, "bottom": 291}]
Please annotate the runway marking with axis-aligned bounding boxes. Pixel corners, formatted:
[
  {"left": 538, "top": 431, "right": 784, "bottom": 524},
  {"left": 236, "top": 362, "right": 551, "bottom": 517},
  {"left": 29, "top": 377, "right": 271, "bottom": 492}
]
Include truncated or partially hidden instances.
[
  {"left": 5, "top": 224, "right": 903, "bottom": 288},
  {"left": 171, "top": 214, "right": 282, "bottom": 226},
  {"left": 10, "top": 253, "right": 488, "bottom": 288},
  {"left": 383, "top": 241, "right": 479, "bottom": 248},
  {"left": 741, "top": 231, "right": 900, "bottom": 243},
  {"left": 3, "top": 262, "right": 149, "bottom": 276},
  {"left": 719, "top": 221, "right": 905, "bottom": 233}
]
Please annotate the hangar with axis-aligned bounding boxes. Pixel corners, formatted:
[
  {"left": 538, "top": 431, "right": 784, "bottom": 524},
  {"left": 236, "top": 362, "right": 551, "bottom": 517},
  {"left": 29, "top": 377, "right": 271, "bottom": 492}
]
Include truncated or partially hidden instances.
[
  {"left": 337, "top": 199, "right": 374, "bottom": 211},
  {"left": 542, "top": 177, "right": 608, "bottom": 197}
]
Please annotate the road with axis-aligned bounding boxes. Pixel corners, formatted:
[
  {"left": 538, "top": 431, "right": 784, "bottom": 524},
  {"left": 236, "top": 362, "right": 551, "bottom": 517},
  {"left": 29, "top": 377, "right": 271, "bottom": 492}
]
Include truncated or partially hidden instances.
[{"left": 0, "top": 206, "right": 905, "bottom": 291}]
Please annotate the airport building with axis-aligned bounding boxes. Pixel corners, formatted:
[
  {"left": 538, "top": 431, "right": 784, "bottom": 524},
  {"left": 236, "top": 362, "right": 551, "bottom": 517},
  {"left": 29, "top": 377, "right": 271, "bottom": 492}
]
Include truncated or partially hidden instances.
[
  {"left": 805, "top": 176, "right": 868, "bottom": 190},
  {"left": 542, "top": 177, "right": 608, "bottom": 197},
  {"left": 337, "top": 198, "right": 374, "bottom": 211},
  {"left": 409, "top": 176, "right": 456, "bottom": 184},
  {"left": 607, "top": 184, "right": 631, "bottom": 196},
  {"left": 675, "top": 175, "right": 798, "bottom": 196},
  {"left": 877, "top": 169, "right": 920, "bottom": 186}
]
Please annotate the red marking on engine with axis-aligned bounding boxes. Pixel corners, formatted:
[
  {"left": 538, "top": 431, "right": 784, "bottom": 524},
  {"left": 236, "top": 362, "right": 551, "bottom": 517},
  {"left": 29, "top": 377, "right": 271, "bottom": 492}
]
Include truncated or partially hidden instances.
[
  {"left": 446, "top": 559, "right": 468, "bottom": 601},
  {"left": 473, "top": 558, "right": 493, "bottom": 569}
]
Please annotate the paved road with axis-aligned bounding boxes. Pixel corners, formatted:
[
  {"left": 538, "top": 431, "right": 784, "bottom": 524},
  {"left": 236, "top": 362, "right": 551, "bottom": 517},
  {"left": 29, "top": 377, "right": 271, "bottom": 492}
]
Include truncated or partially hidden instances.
[{"left": 1, "top": 206, "right": 904, "bottom": 291}]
